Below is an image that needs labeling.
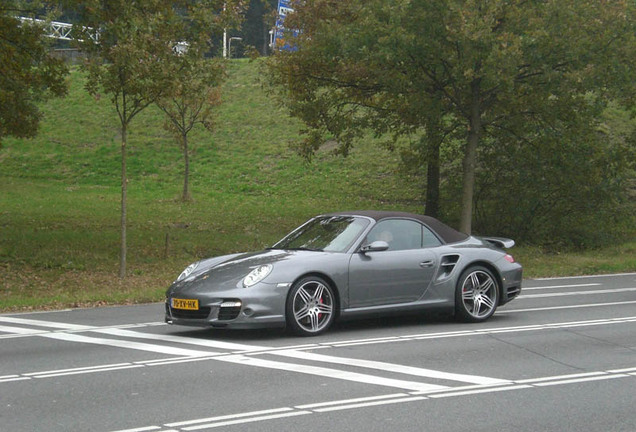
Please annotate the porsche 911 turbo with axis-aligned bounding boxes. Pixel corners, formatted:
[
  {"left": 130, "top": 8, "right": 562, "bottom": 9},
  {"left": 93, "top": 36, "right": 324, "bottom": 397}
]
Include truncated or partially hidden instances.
[{"left": 165, "top": 211, "right": 522, "bottom": 336}]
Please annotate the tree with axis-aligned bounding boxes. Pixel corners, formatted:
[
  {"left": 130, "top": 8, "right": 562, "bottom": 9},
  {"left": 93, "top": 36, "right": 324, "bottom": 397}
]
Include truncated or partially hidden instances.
[
  {"left": 0, "top": 1, "right": 68, "bottom": 146},
  {"left": 75, "top": 0, "right": 245, "bottom": 277},
  {"left": 76, "top": 0, "right": 175, "bottom": 278},
  {"left": 240, "top": 0, "right": 277, "bottom": 56},
  {"left": 157, "top": 55, "right": 224, "bottom": 202},
  {"left": 267, "top": 0, "right": 636, "bottom": 234},
  {"left": 474, "top": 100, "right": 636, "bottom": 248}
]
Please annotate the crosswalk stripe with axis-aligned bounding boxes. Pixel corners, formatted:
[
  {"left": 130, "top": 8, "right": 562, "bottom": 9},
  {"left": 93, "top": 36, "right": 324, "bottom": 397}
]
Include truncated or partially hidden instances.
[
  {"left": 41, "top": 332, "right": 214, "bottom": 357},
  {"left": 217, "top": 354, "right": 449, "bottom": 392},
  {"left": 0, "top": 325, "right": 47, "bottom": 335},
  {"left": 0, "top": 323, "right": 492, "bottom": 391},
  {"left": 271, "top": 349, "right": 508, "bottom": 385},
  {"left": 0, "top": 316, "right": 93, "bottom": 330},
  {"left": 92, "top": 328, "right": 267, "bottom": 352},
  {"left": 0, "top": 318, "right": 512, "bottom": 391},
  {"left": 34, "top": 331, "right": 475, "bottom": 391}
]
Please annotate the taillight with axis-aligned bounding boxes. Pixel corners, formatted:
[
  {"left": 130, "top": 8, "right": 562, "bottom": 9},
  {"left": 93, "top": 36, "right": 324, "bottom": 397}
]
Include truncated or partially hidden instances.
[{"left": 504, "top": 254, "right": 515, "bottom": 263}]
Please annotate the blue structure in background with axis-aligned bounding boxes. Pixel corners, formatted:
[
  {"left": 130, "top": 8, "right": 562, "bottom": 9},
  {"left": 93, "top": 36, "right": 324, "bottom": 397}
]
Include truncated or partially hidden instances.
[{"left": 272, "top": 0, "right": 298, "bottom": 51}]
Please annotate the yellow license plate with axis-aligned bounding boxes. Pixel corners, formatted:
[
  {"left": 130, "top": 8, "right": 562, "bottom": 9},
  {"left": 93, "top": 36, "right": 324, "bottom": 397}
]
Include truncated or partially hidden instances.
[{"left": 171, "top": 298, "right": 199, "bottom": 310}]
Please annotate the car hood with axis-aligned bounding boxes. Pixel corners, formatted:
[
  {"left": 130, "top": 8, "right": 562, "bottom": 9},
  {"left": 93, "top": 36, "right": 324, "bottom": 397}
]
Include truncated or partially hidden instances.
[{"left": 171, "top": 249, "right": 322, "bottom": 292}]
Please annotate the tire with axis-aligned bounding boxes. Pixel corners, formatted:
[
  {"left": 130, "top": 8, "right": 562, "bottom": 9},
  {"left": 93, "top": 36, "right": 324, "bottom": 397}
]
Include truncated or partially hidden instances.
[
  {"left": 286, "top": 276, "right": 336, "bottom": 336},
  {"left": 455, "top": 266, "right": 499, "bottom": 322}
]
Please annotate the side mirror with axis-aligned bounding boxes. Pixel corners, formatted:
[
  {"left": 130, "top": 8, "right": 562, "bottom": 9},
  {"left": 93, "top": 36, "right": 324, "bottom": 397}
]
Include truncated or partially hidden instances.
[{"left": 360, "top": 240, "right": 389, "bottom": 253}]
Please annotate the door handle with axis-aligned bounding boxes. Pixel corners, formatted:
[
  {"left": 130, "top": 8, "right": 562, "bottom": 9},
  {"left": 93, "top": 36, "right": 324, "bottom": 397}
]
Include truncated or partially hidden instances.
[{"left": 419, "top": 260, "right": 435, "bottom": 268}]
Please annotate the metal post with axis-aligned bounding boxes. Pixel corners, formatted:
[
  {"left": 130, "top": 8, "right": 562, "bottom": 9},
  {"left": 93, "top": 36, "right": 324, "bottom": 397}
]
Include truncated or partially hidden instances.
[{"left": 228, "top": 37, "right": 242, "bottom": 58}]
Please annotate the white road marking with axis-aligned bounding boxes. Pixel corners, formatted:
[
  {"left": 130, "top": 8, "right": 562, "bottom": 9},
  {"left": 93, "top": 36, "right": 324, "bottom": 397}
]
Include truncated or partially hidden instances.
[
  {"left": 271, "top": 349, "right": 508, "bottom": 385},
  {"left": 3, "top": 315, "right": 636, "bottom": 388},
  {"left": 92, "top": 328, "right": 267, "bottom": 352},
  {"left": 41, "top": 332, "right": 214, "bottom": 357},
  {"left": 139, "top": 356, "right": 220, "bottom": 366},
  {"left": 164, "top": 407, "right": 310, "bottom": 431},
  {"left": 343, "top": 316, "right": 636, "bottom": 344},
  {"left": 107, "top": 366, "right": 636, "bottom": 432},
  {"left": 295, "top": 393, "right": 408, "bottom": 409},
  {"left": 217, "top": 354, "right": 449, "bottom": 392},
  {"left": 533, "top": 374, "right": 629, "bottom": 386},
  {"left": 34, "top": 364, "right": 145, "bottom": 379},
  {"left": 0, "top": 325, "right": 47, "bottom": 335},
  {"left": 4, "top": 273, "right": 635, "bottom": 431},
  {"left": 0, "top": 324, "right": 502, "bottom": 392},
  {"left": 515, "top": 371, "right": 607, "bottom": 384},
  {"left": 181, "top": 411, "right": 311, "bottom": 431},
  {"left": 427, "top": 384, "right": 533, "bottom": 398},
  {"left": 0, "top": 316, "right": 93, "bottom": 330},
  {"left": 0, "top": 376, "right": 30, "bottom": 383},
  {"left": 499, "top": 300, "right": 636, "bottom": 313},
  {"left": 1, "top": 320, "right": 511, "bottom": 392},
  {"left": 165, "top": 408, "right": 294, "bottom": 428},
  {"left": 110, "top": 427, "right": 163, "bottom": 432},
  {"left": 312, "top": 396, "right": 427, "bottom": 412},
  {"left": 519, "top": 287, "right": 636, "bottom": 298},
  {"left": 531, "top": 272, "right": 636, "bottom": 280},
  {"left": 523, "top": 283, "right": 601, "bottom": 290},
  {"left": 23, "top": 362, "right": 135, "bottom": 377},
  {"left": 608, "top": 367, "right": 636, "bottom": 373}
]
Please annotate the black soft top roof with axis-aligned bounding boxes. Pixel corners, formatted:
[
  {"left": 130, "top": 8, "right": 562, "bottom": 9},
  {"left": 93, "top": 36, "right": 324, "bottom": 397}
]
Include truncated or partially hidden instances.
[{"left": 325, "top": 210, "right": 469, "bottom": 244}]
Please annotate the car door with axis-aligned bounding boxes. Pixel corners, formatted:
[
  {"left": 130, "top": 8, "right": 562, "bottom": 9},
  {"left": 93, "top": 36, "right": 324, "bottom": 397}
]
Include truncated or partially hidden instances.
[{"left": 347, "top": 219, "right": 441, "bottom": 308}]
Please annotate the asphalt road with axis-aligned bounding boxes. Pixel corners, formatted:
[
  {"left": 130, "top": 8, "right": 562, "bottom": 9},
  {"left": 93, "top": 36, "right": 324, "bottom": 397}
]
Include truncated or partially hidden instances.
[{"left": 1, "top": 273, "right": 635, "bottom": 432}]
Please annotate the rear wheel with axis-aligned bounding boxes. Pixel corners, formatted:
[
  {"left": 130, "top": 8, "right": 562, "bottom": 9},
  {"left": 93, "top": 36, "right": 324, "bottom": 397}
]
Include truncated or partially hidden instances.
[
  {"left": 455, "top": 266, "right": 499, "bottom": 322},
  {"left": 286, "top": 276, "right": 335, "bottom": 336}
]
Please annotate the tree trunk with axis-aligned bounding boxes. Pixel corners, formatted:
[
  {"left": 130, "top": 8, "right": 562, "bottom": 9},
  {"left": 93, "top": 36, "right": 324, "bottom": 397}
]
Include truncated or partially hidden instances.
[
  {"left": 119, "top": 123, "right": 127, "bottom": 278},
  {"left": 460, "top": 130, "right": 478, "bottom": 234},
  {"left": 182, "top": 132, "right": 190, "bottom": 201},
  {"left": 424, "top": 134, "right": 440, "bottom": 218},
  {"left": 459, "top": 82, "right": 482, "bottom": 234}
]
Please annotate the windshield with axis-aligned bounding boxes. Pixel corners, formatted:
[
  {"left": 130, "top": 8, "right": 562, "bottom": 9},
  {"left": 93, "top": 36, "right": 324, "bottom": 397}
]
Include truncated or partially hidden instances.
[{"left": 272, "top": 216, "right": 370, "bottom": 253}]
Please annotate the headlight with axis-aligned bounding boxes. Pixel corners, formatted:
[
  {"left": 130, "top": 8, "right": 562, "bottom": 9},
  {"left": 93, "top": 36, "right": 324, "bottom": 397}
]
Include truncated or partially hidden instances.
[
  {"left": 243, "top": 264, "right": 273, "bottom": 287},
  {"left": 176, "top": 262, "right": 199, "bottom": 282}
]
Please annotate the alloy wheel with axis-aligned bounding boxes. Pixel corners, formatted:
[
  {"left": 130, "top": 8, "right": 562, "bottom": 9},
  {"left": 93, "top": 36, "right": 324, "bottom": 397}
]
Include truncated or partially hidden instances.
[
  {"left": 289, "top": 278, "right": 334, "bottom": 335},
  {"left": 457, "top": 268, "right": 499, "bottom": 321}
]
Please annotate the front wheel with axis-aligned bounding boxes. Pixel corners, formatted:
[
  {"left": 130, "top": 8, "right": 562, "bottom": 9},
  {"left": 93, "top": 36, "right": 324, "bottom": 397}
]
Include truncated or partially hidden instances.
[
  {"left": 455, "top": 266, "right": 499, "bottom": 322},
  {"left": 286, "top": 276, "right": 335, "bottom": 336}
]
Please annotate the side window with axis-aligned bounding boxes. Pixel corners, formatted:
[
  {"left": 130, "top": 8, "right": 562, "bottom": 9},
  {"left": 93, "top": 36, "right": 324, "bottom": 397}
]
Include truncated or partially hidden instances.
[
  {"left": 366, "top": 219, "right": 424, "bottom": 251},
  {"left": 422, "top": 225, "right": 442, "bottom": 248}
]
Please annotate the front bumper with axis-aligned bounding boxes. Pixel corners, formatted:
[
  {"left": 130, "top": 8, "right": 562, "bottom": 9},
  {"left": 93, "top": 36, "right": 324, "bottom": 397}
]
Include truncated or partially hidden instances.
[
  {"left": 164, "top": 301, "right": 286, "bottom": 329},
  {"left": 165, "top": 282, "right": 288, "bottom": 329}
]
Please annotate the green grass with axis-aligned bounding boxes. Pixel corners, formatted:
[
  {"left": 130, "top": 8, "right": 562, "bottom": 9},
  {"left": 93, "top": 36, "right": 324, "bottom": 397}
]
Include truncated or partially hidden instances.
[
  {"left": 1, "top": 59, "right": 634, "bottom": 312},
  {"left": 513, "top": 242, "right": 636, "bottom": 278}
]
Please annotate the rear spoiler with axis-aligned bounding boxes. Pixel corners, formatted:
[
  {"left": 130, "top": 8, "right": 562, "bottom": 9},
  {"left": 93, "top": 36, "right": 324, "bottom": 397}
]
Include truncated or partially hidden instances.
[{"left": 480, "top": 237, "right": 515, "bottom": 249}]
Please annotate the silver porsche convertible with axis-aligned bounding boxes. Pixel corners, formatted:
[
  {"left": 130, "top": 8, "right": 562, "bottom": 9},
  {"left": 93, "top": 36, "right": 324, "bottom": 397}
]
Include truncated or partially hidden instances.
[{"left": 165, "top": 211, "right": 523, "bottom": 336}]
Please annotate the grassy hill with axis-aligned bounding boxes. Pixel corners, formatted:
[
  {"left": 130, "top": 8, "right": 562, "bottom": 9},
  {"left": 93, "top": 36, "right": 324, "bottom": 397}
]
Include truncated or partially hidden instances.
[
  {"left": 1, "top": 59, "right": 634, "bottom": 311},
  {"left": 0, "top": 59, "right": 424, "bottom": 310}
]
